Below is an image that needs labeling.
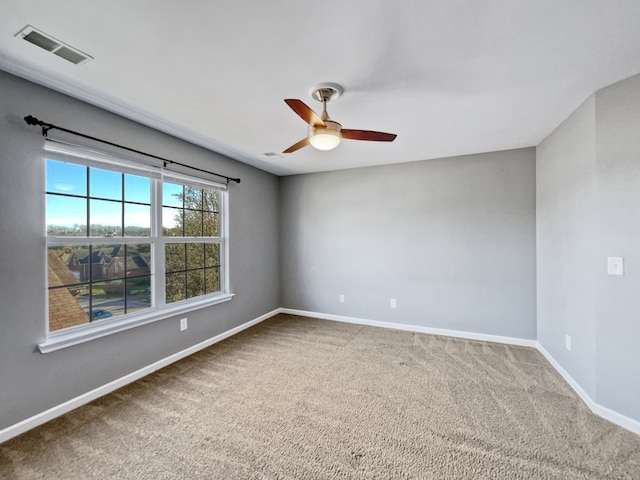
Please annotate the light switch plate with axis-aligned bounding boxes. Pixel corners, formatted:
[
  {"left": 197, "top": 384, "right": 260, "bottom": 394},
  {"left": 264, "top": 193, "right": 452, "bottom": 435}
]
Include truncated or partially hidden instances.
[{"left": 607, "top": 257, "right": 624, "bottom": 276}]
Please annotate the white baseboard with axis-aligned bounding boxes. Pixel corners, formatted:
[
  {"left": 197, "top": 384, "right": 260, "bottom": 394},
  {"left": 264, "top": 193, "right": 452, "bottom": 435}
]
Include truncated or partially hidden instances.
[
  {"left": 0, "top": 309, "right": 280, "bottom": 444},
  {"left": 282, "top": 308, "right": 640, "bottom": 436},
  {"left": 280, "top": 308, "right": 538, "bottom": 348},
  {"left": 536, "top": 344, "right": 640, "bottom": 436}
]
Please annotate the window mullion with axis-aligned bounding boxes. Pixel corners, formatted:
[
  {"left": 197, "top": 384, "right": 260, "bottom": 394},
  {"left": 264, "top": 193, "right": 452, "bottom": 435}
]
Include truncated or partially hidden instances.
[
  {"left": 121, "top": 173, "right": 125, "bottom": 236},
  {"left": 152, "top": 178, "right": 165, "bottom": 309},
  {"left": 221, "top": 189, "right": 229, "bottom": 293},
  {"left": 86, "top": 166, "right": 91, "bottom": 237}
]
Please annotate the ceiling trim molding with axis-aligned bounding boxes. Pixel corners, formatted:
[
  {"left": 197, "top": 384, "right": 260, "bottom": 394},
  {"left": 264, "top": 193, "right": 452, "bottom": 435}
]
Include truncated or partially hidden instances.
[{"left": 0, "top": 58, "right": 282, "bottom": 175}]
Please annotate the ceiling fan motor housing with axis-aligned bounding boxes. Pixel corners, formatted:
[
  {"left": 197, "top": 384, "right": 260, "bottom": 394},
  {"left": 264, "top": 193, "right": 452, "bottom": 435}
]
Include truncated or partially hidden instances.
[{"left": 310, "top": 83, "right": 343, "bottom": 103}]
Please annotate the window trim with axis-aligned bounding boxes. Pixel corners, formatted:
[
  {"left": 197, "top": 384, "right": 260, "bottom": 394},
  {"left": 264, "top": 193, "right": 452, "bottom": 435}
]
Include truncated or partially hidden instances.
[
  {"left": 40, "top": 142, "right": 232, "bottom": 353},
  {"left": 38, "top": 293, "right": 234, "bottom": 353}
]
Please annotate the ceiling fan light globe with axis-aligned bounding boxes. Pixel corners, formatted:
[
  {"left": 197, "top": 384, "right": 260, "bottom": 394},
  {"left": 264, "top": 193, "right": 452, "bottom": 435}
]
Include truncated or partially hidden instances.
[
  {"left": 310, "top": 131, "right": 341, "bottom": 150},
  {"left": 308, "top": 120, "right": 342, "bottom": 151}
]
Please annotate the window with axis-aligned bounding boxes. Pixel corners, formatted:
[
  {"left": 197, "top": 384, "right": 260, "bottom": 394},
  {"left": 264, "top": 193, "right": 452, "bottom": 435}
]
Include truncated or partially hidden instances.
[
  {"left": 162, "top": 183, "right": 222, "bottom": 303},
  {"left": 42, "top": 142, "right": 231, "bottom": 351}
]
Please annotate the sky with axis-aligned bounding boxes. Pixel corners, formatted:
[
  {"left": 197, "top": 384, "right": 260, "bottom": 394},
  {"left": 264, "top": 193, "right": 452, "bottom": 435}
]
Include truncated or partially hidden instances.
[{"left": 46, "top": 160, "right": 183, "bottom": 232}]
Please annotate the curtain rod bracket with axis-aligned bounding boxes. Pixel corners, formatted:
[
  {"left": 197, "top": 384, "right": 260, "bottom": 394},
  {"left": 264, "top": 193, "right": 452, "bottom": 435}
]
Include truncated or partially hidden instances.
[
  {"left": 23, "top": 114, "right": 241, "bottom": 184},
  {"left": 24, "top": 115, "right": 55, "bottom": 138}
]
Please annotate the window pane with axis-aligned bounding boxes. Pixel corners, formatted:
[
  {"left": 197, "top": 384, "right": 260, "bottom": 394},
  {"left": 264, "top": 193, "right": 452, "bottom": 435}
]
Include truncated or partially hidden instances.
[
  {"left": 127, "top": 244, "right": 152, "bottom": 277},
  {"left": 124, "top": 204, "right": 150, "bottom": 236},
  {"left": 204, "top": 243, "right": 220, "bottom": 267},
  {"left": 90, "top": 168, "right": 122, "bottom": 200},
  {"left": 46, "top": 160, "right": 86, "bottom": 196},
  {"left": 163, "top": 182, "right": 183, "bottom": 207},
  {"left": 91, "top": 280, "right": 124, "bottom": 321},
  {"left": 205, "top": 267, "right": 220, "bottom": 294},
  {"left": 186, "top": 270, "right": 205, "bottom": 299},
  {"left": 165, "top": 243, "right": 185, "bottom": 273},
  {"left": 47, "top": 195, "right": 87, "bottom": 236},
  {"left": 127, "top": 276, "right": 151, "bottom": 313},
  {"left": 203, "top": 189, "right": 219, "bottom": 212},
  {"left": 166, "top": 272, "right": 186, "bottom": 303},
  {"left": 183, "top": 187, "right": 203, "bottom": 210},
  {"left": 184, "top": 209, "right": 203, "bottom": 236},
  {"left": 202, "top": 212, "right": 219, "bottom": 237},
  {"left": 163, "top": 207, "right": 183, "bottom": 236},
  {"left": 48, "top": 245, "right": 91, "bottom": 282},
  {"left": 90, "top": 199, "right": 122, "bottom": 236},
  {"left": 124, "top": 174, "right": 150, "bottom": 204},
  {"left": 48, "top": 286, "right": 89, "bottom": 331},
  {"left": 186, "top": 243, "right": 204, "bottom": 268},
  {"left": 89, "top": 244, "right": 123, "bottom": 281},
  {"left": 98, "top": 244, "right": 151, "bottom": 281},
  {"left": 48, "top": 246, "right": 85, "bottom": 286}
]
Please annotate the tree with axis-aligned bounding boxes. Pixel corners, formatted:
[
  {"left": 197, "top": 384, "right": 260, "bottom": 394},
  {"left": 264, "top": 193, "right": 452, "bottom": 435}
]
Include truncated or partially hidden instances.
[{"left": 165, "top": 185, "right": 221, "bottom": 303}]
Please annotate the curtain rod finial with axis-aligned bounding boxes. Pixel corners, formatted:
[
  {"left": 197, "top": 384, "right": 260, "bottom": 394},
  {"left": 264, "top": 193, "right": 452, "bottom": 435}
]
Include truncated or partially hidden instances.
[{"left": 24, "top": 115, "right": 41, "bottom": 126}]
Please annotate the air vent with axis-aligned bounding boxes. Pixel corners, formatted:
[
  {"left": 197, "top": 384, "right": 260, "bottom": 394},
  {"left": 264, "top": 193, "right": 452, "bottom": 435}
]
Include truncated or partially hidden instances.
[
  {"left": 15, "top": 25, "right": 93, "bottom": 65},
  {"left": 22, "top": 30, "right": 60, "bottom": 51},
  {"left": 53, "top": 46, "right": 88, "bottom": 64}
]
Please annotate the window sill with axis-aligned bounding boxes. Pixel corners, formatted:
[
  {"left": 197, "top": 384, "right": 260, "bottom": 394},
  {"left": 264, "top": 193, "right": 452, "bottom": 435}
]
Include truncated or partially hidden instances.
[{"left": 38, "top": 293, "right": 234, "bottom": 354}]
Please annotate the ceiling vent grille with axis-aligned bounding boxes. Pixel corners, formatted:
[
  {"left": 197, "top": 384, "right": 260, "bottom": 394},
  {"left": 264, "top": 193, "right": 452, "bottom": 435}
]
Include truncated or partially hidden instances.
[
  {"left": 22, "top": 29, "right": 60, "bottom": 51},
  {"left": 15, "top": 25, "right": 93, "bottom": 65}
]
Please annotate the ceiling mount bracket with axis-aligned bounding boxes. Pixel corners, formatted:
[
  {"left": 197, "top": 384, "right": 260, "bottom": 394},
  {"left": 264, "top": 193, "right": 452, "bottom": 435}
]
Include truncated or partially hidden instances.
[{"left": 310, "top": 83, "right": 344, "bottom": 103}]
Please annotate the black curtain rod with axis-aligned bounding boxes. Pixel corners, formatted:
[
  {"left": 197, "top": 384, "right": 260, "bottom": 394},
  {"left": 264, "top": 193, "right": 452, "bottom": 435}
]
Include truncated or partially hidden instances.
[{"left": 24, "top": 115, "right": 241, "bottom": 184}]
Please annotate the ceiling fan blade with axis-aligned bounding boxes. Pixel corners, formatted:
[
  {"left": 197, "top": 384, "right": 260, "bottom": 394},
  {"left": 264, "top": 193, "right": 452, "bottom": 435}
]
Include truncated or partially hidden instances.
[
  {"left": 341, "top": 129, "right": 397, "bottom": 142},
  {"left": 283, "top": 137, "right": 310, "bottom": 153},
  {"left": 284, "top": 99, "right": 325, "bottom": 127}
]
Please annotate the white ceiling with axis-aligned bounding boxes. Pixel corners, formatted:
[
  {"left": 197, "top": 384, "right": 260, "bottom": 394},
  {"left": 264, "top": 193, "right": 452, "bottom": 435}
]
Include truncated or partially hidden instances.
[{"left": 2, "top": 1, "right": 640, "bottom": 176}]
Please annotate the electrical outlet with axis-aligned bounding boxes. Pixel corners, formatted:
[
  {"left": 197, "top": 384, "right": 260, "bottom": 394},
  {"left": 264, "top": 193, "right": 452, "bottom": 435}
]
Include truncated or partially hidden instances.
[
  {"left": 607, "top": 257, "right": 624, "bottom": 276},
  {"left": 390, "top": 298, "right": 397, "bottom": 308},
  {"left": 180, "top": 318, "right": 188, "bottom": 331},
  {"left": 565, "top": 334, "right": 571, "bottom": 351},
  {"left": 339, "top": 294, "right": 345, "bottom": 303}
]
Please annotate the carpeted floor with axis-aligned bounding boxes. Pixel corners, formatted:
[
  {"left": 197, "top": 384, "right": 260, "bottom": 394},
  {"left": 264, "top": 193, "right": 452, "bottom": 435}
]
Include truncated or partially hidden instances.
[{"left": 1, "top": 314, "right": 639, "bottom": 479}]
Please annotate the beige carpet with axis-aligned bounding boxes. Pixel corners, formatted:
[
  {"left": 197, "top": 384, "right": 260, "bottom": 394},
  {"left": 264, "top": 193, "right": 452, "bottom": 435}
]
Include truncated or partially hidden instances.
[{"left": 1, "top": 314, "right": 639, "bottom": 479}]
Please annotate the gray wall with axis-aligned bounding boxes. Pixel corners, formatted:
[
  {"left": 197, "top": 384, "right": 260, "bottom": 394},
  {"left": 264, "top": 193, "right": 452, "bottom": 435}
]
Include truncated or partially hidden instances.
[
  {"left": 594, "top": 74, "right": 640, "bottom": 420},
  {"left": 537, "top": 72, "right": 640, "bottom": 422},
  {"left": 280, "top": 149, "right": 537, "bottom": 339},
  {"left": 0, "top": 71, "right": 280, "bottom": 430},
  {"left": 536, "top": 95, "right": 598, "bottom": 398}
]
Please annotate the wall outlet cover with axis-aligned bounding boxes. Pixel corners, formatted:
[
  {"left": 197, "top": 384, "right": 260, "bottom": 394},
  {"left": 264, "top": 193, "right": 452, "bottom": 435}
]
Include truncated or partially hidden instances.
[{"left": 607, "top": 257, "right": 624, "bottom": 276}]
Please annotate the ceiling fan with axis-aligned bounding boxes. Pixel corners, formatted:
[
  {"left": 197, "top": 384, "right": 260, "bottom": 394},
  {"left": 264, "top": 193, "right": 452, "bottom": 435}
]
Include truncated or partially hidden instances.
[{"left": 283, "top": 83, "right": 397, "bottom": 153}]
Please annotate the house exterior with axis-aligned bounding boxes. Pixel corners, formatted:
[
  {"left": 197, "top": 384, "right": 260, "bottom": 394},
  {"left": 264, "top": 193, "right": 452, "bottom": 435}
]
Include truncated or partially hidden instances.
[
  {"left": 105, "top": 252, "right": 150, "bottom": 280},
  {"left": 65, "top": 246, "right": 150, "bottom": 282}
]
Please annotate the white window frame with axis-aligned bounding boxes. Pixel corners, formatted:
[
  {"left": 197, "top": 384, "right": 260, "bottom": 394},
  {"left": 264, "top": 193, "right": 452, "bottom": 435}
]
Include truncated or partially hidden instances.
[{"left": 39, "top": 142, "right": 233, "bottom": 353}]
